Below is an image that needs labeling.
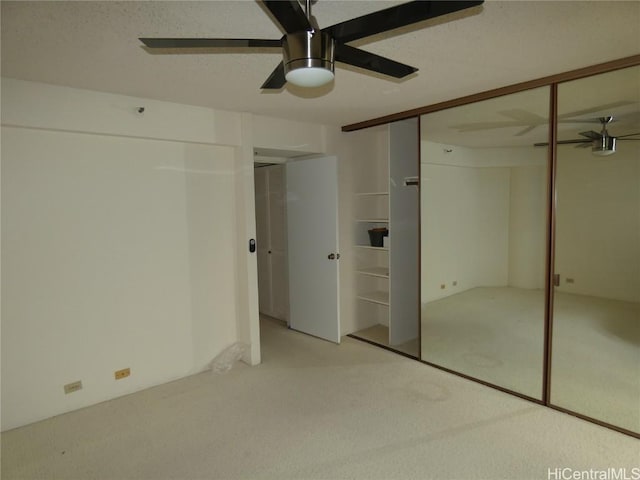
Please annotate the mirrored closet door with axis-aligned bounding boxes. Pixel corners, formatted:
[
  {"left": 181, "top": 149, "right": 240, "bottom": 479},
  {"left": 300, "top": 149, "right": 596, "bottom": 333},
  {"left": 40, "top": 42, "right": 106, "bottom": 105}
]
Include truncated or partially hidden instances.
[
  {"left": 550, "top": 65, "right": 640, "bottom": 433},
  {"left": 420, "top": 87, "right": 550, "bottom": 400}
]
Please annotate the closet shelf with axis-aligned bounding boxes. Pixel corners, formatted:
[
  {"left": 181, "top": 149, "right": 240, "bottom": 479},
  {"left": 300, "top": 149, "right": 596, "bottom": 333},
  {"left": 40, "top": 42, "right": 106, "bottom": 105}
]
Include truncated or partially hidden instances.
[
  {"left": 357, "top": 291, "right": 390, "bottom": 306},
  {"left": 355, "top": 192, "right": 389, "bottom": 197},
  {"left": 355, "top": 218, "right": 389, "bottom": 223},
  {"left": 354, "top": 245, "right": 389, "bottom": 251},
  {"left": 357, "top": 267, "right": 390, "bottom": 278}
]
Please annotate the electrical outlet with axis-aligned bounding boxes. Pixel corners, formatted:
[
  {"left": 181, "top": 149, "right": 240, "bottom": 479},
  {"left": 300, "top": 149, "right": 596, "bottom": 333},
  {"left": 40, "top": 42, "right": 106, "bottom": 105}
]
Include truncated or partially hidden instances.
[
  {"left": 440, "top": 284, "right": 446, "bottom": 289},
  {"left": 64, "top": 381, "right": 83, "bottom": 394},
  {"left": 115, "top": 368, "right": 130, "bottom": 380}
]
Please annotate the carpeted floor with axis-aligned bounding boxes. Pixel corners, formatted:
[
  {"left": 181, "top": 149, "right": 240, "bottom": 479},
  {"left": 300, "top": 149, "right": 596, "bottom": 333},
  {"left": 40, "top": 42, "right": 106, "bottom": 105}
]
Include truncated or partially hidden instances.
[
  {"left": 350, "top": 324, "right": 420, "bottom": 357},
  {"left": 1, "top": 316, "right": 638, "bottom": 480},
  {"left": 421, "top": 287, "right": 640, "bottom": 433}
]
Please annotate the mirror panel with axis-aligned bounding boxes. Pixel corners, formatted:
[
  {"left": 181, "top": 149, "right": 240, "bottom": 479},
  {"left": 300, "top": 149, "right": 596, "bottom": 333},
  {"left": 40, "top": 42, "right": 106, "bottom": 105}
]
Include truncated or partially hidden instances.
[
  {"left": 420, "top": 87, "right": 549, "bottom": 399},
  {"left": 550, "top": 65, "right": 640, "bottom": 433}
]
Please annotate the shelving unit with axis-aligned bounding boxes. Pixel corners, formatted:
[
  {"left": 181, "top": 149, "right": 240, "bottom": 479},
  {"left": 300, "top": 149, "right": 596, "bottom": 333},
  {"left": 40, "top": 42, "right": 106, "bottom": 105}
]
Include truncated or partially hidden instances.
[
  {"left": 354, "top": 245, "right": 388, "bottom": 251},
  {"left": 350, "top": 118, "right": 419, "bottom": 357},
  {"left": 354, "top": 192, "right": 389, "bottom": 248},
  {"left": 352, "top": 126, "right": 391, "bottom": 333},
  {"left": 356, "top": 290, "right": 390, "bottom": 306},
  {"left": 356, "top": 266, "right": 389, "bottom": 278}
]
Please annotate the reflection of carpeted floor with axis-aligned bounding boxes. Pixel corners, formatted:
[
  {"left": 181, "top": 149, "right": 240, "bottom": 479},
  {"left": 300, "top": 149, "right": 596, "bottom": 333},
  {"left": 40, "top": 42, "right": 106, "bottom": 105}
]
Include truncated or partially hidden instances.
[
  {"left": 421, "top": 287, "right": 640, "bottom": 433},
  {"left": 2, "top": 316, "right": 638, "bottom": 480}
]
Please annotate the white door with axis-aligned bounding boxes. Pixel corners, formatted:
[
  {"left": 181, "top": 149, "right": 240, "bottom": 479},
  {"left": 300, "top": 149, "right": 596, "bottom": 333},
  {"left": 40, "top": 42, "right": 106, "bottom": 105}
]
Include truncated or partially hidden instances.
[{"left": 286, "top": 156, "right": 340, "bottom": 343}]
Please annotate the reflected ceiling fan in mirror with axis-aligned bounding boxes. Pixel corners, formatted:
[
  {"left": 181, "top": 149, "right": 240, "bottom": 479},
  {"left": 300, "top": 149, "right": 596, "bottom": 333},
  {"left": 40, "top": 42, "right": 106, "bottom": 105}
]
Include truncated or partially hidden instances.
[
  {"left": 449, "top": 101, "right": 634, "bottom": 136},
  {"left": 139, "top": 0, "right": 483, "bottom": 89},
  {"left": 534, "top": 116, "right": 640, "bottom": 156}
]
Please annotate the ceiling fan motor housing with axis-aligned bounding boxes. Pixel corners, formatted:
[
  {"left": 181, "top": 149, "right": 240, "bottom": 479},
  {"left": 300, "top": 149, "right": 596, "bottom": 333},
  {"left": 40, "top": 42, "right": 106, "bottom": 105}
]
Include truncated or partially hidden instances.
[
  {"left": 592, "top": 135, "right": 616, "bottom": 156},
  {"left": 283, "top": 31, "right": 335, "bottom": 85}
]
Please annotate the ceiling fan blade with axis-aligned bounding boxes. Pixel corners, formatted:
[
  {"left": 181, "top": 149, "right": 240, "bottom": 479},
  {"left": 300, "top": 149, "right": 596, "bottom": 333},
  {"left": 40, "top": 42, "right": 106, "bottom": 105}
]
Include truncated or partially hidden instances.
[
  {"left": 263, "top": 0, "right": 312, "bottom": 34},
  {"left": 500, "top": 109, "right": 546, "bottom": 124},
  {"left": 324, "top": 0, "right": 483, "bottom": 44},
  {"left": 616, "top": 132, "right": 640, "bottom": 138},
  {"left": 620, "top": 138, "right": 640, "bottom": 141},
  {"left": 261, "top": 62, "right": 286, "bottom": 89},
  {"left": 335, "top": 44, "right": 417, "bottom": 79},
  {"left": 560, "top": 139, "right": 593, "bottom": 144},
  {"left": 560, "top": 139, "right": 592, "bottom": 145},
  {"left": 558, "top": 101, "right": 634, "bottom": 121},
  {"left": 534, "top": 139, "right": 592, "bottom": 147},
  {"left": 452, "top": 109, "right": 547, "bottom": 134},
  {"left": 140, "top": 38, "right": 281, "bottom": 49},
  {"left": 558, "top": 118, "right": 605, "bottom": 124},
  {"left": 579, "top": 130, "right": 602, "bottom": 140},
  {"left": 514, "top": 125, "right": 538, "bottom": 136}
]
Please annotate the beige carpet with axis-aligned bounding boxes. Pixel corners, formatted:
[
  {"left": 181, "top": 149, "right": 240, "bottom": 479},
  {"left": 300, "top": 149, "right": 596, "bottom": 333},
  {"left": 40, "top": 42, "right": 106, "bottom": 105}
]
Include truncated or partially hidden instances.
[
  {"left": 350, "top": 324, "right": 419, "bottom": 357},
  {"left": 1, "top": 316, "right": 638, "bottom": 480},
  {"left": 422, "top": 287, "right": 640, "bottom": 433}
]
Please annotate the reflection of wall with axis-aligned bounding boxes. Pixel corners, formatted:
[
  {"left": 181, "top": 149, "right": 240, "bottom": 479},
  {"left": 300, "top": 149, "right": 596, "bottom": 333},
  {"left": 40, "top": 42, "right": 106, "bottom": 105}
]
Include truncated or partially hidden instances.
[
  {"left": 421, "top": 141, "right": 547, "bottom": 303},
  {"left": 422, "top": 137, "right": 639, "bottom": 304},
  {"left": 508, "top": 166, "right": 547, "bottom": 289},
  {"left": 555, "top": 141, "right": 640, "bottom": 302}
]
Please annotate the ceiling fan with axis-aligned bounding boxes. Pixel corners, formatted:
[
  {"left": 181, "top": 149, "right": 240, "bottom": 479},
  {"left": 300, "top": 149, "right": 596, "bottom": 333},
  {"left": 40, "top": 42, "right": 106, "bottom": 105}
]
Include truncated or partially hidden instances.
[
  {"left": 534, "top": 116, "right": 640, "bottom": 156},
  {"left": 450, "top": 101, "right": 635, "bottom": 137},
  {"left": 139, "top": 0, "right": 483, "bottom": 89}
]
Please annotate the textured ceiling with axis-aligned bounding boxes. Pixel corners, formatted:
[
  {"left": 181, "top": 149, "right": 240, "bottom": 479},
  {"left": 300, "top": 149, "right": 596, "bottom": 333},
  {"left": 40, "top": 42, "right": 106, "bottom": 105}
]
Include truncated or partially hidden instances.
[{"left": 1, "top": 1, "right": 639, "bottom": 128}]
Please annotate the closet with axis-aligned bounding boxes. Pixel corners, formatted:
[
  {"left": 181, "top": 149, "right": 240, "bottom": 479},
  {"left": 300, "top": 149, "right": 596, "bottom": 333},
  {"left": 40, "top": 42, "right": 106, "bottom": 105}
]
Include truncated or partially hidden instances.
[
  {"left": 417, "top": 64, "right": 639, "bottom": 436},
  {"left": 343, "top": 57, "right": 639, "bottom": 438},
  {"left": 351, "top": 118, "right": 419, "bottom": 356}
]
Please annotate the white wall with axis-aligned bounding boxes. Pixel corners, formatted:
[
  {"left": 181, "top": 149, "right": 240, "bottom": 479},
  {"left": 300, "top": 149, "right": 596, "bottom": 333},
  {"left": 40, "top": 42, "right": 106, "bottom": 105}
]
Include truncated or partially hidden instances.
[
  {"left": 508, "top": 165, "right": 547, "bottom": 290},
  {"left": 1, "top": 78, "right": 241, "bottom": 146},
  {"left": 421, "top": 142, "right": 511, "bottom": 303},
  {"left": 421, "top": 137, "right": 639, "bottom": 304},
  {"left": 1, "top": 126, "right": 238, "bottom": 430},
  {"left": 421, "top": 141, "right": 548, "bottom": 303},
  {"left": 1, "top": 79, "right": 318, "bottom": 430},
  {"left": 252, "top": 115, "right": 326, "bottom": 156},
  {"left": 555, "top": 141, "right": 640, "bottom": 302},
  {"left": 1, "top": 78, "right": 339, "bottom": 429},
  {"left": 233, "top": 114, "right": 261, "bottom": 366}
]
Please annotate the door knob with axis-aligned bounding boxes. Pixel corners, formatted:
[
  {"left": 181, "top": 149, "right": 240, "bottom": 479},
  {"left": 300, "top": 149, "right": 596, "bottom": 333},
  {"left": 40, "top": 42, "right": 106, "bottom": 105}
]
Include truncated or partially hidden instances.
[{"left": 328, "top": 253, "right": 335, "bottom": 260}]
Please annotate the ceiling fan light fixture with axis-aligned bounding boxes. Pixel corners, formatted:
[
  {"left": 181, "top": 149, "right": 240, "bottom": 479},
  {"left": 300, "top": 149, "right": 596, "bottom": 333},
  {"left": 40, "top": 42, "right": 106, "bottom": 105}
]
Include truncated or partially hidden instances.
[
  {"left": 592, "top": 136, "right": 616, "bottom": 156},
  {"left": 285, "top": 66, "right": 334, "bottom": 87},
  {"left": 283, "top": 31, "right": 334, "bottom": 88}
]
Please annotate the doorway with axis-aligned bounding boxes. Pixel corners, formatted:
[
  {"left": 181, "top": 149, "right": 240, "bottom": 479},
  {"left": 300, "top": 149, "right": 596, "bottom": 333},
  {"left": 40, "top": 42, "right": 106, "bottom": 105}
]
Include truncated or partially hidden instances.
[
  {"left": 253, "top": 154, "right": 342, "bottom": 344},
  {"left": 254, "top": 162, "right": 289, "bottom": 323}
]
